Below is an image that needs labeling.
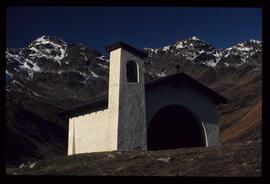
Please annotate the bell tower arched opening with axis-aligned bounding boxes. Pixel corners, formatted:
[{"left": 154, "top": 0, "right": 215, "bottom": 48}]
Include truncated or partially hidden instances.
[{"left": 126, "top": 60, "right": 139, "bottom": 83}]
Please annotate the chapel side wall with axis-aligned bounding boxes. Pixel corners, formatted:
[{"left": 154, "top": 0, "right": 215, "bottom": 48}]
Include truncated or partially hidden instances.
[
  {"left": 68, "top": 109, "right": 116, "bottom": 154},
  {"left": 145, "top": 84, "right": 220, "bottom": 146}
]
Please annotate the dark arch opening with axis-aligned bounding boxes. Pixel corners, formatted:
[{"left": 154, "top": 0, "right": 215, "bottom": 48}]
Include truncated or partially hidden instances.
[
  {"left": 147, "top": 105, "right": 205, "bottom": 150},
  {"left": 126, "top": 60, "right": 138, "bottom": 83}
]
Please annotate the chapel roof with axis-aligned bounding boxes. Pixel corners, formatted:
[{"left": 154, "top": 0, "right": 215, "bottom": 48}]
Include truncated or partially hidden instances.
[
  {"left": 106, "top": 42, "right": 148, "bottom": 58},
  {"left": 145, "top": 72, "right": 228, "bottom": 105},
  {"left": 58, "top": 72, "right": 228, "bottom": 118},
  {"left": 58, "top": 95, "right": 108, "bottom": 118}
]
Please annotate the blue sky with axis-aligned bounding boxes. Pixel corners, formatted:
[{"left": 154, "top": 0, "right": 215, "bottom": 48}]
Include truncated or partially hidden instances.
[{"left": 6, "top": 7, "right": 262, "bottom": 55}]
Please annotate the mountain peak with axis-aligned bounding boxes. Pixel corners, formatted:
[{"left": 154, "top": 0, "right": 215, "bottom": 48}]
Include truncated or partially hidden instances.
[
  {"left": 177, "top": 36, "right": 202, "bottom": 42},
  {"left": 191, "top": 36, "right": 200, "bottom": 41},
  {"left": 26, "top": 35, "right": 68, "bottom": 63},
  {"left": 29, "top": 35, "right": 67, "bottom": 48},
  {"left": 248, "top": 39, "right": 262, "bottom": 45},
  {"left": 228, "top": 39, "right": 262, "bottom": 51}
]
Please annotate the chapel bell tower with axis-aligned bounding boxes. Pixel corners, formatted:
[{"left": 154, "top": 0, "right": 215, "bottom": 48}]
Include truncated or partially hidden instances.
[{"left": 106, "top": 42, "right": 148, "bottom": 151}]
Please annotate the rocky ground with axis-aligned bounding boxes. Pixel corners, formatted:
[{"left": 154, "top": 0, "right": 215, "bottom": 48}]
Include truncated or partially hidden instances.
[{"left": 7, "top": 139, "right": 261, "bottom": 176}]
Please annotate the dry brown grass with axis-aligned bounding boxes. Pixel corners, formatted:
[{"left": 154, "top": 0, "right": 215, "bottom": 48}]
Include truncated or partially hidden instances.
[{"left": 221, "top": 100, "right": 261, "bottom": 143}]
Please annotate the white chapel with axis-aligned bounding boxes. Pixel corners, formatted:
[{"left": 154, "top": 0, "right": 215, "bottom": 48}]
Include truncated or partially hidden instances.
[{"left": 60, "top": 42, "right": 227, "bottom": 155}]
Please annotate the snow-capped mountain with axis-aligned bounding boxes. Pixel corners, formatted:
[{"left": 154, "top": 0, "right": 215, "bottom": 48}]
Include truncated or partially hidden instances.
[
  {"left": 5, "top": 35, "right": 262, "bottom": 166},
  {"left": 143, "top": 36, "right": 261, "bottom": 80},
  {"left": 6, "top": 35, "right": 109, "bottom": 111}
]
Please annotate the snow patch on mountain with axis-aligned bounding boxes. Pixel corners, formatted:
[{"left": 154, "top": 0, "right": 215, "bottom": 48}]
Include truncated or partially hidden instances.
[
  {"left": 249, "top": 39, "right": 261, "bottom": 44},
  {"left": 34, "top": 36, "right": 66, "bottom": 46},
  {"left": 203, "top": 60, "right": 217, "bottom": 67},
  {"left": 191, "top": 36, "right": 200, "bottom": 41},
  {"left": 12, "top": 80, "right": 24, "bottom": 87},
  {"left": 156, "top": 72, "right": 166, "bottom": 78},
  {"left": 6, "top": 70, "right": 13, "bottom": 78},
  {"left": 32, "top": 91, "right": 42, "bottom": 97},
  {"left": 162, "top": 46, "right": 170, "bottom": 52},
  {"left": 175, "top": 41, "right": 184, "bottom": 49},
  {"left": 26, "top": 59, "right": 41, "bottom": 71},
  {"left": 97, "top": 63, "right": 109, "bottom": 69},
  {"left": 28, "top": 36, "right": 68, "bottom": 65},
  {"left": 91, "top": 71, "right": 100, "bottom": 78},
  {"left": 6, "top": 52, "right": 22, "bottom": 62}
]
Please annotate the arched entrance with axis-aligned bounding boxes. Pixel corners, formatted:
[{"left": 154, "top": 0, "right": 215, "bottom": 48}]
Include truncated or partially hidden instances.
[{"left": 147, "top": 105, "right": 206, "bottom": 150}]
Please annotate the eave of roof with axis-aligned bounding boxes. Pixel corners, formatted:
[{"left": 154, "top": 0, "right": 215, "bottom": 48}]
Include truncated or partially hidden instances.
[
  {"left": 106, "top": 42, "right": 148, "bottom": 58},
  {"left": 58, "top": 95, "right": 108, "bottom": 118}
]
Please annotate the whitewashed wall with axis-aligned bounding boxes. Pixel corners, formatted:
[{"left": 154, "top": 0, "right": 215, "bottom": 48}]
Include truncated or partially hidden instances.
[{"left": 68, "top": 109, "right": 117, "bottom": 155}]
